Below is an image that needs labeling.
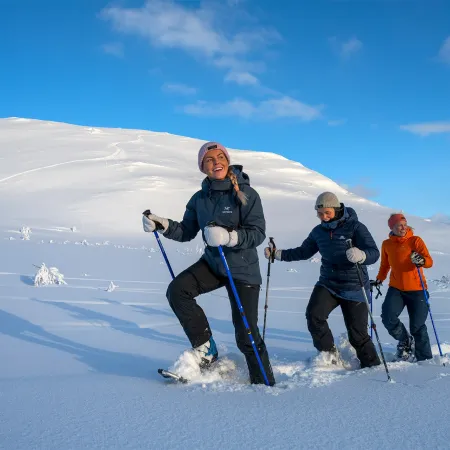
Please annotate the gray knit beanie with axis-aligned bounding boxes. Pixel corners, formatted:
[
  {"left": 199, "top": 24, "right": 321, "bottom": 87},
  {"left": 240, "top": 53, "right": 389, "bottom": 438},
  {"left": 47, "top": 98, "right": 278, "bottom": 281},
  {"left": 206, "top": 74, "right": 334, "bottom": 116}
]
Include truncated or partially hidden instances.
[{"left": 315, "top": 192, "right": 341, "bottom": 210}]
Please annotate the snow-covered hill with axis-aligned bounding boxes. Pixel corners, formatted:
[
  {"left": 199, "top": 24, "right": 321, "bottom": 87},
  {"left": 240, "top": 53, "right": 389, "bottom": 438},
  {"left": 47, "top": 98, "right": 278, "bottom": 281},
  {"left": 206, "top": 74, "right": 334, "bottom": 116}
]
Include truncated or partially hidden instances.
[{"left": 1, "top": 118, "right": 450, "bottom": 449}]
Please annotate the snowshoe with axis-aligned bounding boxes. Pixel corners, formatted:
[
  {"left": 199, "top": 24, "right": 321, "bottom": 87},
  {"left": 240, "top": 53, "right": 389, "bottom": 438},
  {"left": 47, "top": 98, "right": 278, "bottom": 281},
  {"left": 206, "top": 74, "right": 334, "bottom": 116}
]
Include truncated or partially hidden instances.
[
  {"left": 395, "top": 335, "right": 415, "bottom": 362},
  {"left": 158, "top": 337, "right": 236, "bottom": 384},
  {"left": 158, "top": 369, "right": 189, "bottom": 384},
  {"left": 158, "top": 356, "right": 236, "bottom": 384}
]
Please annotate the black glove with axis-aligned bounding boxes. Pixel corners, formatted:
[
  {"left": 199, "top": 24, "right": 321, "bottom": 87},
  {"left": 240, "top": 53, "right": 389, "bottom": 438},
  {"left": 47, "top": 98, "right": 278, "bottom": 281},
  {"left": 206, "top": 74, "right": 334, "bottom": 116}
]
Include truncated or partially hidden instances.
[
  {"left": 370, "top": 280, "right": 383, "bottom": 299},
  {"left": 411, "top": 251, "right": 425, "bottom": 267}
]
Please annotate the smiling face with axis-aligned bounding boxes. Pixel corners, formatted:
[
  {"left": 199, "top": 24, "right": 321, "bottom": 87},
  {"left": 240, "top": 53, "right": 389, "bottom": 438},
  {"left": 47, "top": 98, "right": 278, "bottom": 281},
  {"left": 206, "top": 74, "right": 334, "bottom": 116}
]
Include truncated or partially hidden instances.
[
  {"left": 317, "top": 207, "right": 336, "bottom": 222},
  {"left": 202, "top": 149, "right": 229, "bottom": 180},
  {"left": 392, "top": 219, "right": 408, "bottom": 237}
]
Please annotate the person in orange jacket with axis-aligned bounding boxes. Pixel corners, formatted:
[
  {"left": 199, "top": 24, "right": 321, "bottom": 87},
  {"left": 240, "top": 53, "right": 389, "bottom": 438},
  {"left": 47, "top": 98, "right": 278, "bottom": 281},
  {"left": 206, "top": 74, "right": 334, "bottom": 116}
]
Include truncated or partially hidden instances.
[{"left": 375, "top": 213, "right": 433, "bottom": 361}]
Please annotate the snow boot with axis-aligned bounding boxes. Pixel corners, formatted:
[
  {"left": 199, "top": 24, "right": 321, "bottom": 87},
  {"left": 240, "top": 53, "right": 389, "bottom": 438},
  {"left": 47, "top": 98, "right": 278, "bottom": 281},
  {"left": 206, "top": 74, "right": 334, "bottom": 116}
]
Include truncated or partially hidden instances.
[
  {"left": 245, "top": 345, "right": 276, "bottom": 386},
  {"left": 193, "top": 337, "right": 218, "bottom": 370},
  {"left": 396, "top": 335, "right": 415, "bottom": 361},
  {"left": 312, "top": 345, "right": 348, "bottom": 369}
]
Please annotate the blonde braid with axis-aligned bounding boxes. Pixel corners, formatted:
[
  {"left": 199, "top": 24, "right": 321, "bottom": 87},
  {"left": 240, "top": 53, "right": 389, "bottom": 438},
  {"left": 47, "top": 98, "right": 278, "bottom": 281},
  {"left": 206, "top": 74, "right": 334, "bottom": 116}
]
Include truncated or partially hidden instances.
[{"left": 228, "top": 167, "right": 248, "bottom": 206}]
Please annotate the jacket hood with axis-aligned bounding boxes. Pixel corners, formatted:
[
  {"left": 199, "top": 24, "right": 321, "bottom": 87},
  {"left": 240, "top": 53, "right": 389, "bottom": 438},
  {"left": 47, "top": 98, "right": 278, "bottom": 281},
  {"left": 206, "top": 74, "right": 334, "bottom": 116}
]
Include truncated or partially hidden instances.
[
  {"left": 320, "top": 204, "right": 358, "bottom": 230},
  {"left": 201, "top": 165, "right": 250, "bottom": 193},
  {"left": 388, "top": 226, "right": 414, "bottom": 242}
]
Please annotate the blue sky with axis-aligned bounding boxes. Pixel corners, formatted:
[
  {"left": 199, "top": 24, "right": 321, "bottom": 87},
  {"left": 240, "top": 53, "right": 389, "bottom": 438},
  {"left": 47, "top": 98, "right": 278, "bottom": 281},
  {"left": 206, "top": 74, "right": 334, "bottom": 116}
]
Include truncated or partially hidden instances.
[{"left": 1, "top": 0, "right": 450, "bottom": 219}]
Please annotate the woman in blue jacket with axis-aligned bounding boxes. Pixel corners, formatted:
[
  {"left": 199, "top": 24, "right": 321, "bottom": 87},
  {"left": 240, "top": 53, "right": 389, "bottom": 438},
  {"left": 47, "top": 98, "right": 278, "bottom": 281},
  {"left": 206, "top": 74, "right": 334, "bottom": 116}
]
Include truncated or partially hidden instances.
[
  {"left": 265, "top": 192, "right": 381, "bottom": 369},
  {"left": 143, "top": 141, "right": 275, "bottom": 385}
]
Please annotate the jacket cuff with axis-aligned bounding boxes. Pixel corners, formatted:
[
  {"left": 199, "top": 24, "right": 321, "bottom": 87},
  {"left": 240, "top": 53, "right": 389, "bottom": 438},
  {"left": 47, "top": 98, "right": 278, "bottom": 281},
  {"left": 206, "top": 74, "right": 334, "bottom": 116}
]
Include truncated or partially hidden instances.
[{"left": 162, "top": 219, "right": 174, "bottom": 237}]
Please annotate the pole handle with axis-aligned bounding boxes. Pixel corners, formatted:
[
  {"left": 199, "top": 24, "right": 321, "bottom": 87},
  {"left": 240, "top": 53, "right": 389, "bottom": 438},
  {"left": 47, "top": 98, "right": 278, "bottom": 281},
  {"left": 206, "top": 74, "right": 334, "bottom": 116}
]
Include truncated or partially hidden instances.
[
  {"left": 142, "top": 209, "right": 164, "bottom": 231},
  {"left": 268, "top": 237, "right": 276, "bottom": 263}
]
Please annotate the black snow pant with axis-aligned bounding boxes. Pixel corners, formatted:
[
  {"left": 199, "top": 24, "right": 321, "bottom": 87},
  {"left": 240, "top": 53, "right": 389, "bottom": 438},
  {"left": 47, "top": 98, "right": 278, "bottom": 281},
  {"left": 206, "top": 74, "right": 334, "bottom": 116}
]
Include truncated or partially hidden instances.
[
  {"left": 166, "top": 259, "right": 275, "bottom": 386},
  {"left": 381, "top": 287, "right": 433, "bottom": 361},
  {"left": 305, "top": 285, "right": 381, "bottom": 368}
]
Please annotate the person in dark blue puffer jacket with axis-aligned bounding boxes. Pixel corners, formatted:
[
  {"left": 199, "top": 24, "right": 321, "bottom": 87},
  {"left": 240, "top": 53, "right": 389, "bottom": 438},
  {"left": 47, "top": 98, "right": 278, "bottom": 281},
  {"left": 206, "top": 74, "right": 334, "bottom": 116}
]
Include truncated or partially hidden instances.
[
  {"left": 264, "top": 192, "right": 381, "bottom": 368},
  {"left": 142, "top": 141, "right": 275, "bottom": 386}
]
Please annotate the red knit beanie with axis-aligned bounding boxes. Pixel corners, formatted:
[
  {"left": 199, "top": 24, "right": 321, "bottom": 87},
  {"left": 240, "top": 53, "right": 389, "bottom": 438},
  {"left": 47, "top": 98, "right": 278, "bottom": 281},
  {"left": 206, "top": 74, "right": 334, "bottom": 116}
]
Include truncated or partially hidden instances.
[{"left": 388, "top": 213, "right": 406, "bottom": 230}]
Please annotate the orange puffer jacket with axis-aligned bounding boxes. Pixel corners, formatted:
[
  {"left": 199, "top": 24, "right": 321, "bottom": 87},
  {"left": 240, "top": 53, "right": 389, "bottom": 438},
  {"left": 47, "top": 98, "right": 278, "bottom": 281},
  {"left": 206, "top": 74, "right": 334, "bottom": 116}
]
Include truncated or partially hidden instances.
[{"left": 376, "top": 227, "right": 433, "bottom": 291}]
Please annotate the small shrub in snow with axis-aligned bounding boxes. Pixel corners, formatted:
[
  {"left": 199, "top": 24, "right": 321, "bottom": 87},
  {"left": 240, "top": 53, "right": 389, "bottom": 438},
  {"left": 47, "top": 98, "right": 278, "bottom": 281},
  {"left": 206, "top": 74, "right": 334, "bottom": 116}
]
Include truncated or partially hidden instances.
[
  {"left": 20, "top": 226, "right": 31, "bottom": 240},
  {"left": 71, "top": 226, "right": 77, "bottom": 232},
  {"left": 34, "top": 263, "right": 67, "bottom": 286},
  {"left": 105, "top": 281, "right": 118, "bottom": 292},
  {"left": 431, "top": 275, "right": 450, "bottom": 290}
]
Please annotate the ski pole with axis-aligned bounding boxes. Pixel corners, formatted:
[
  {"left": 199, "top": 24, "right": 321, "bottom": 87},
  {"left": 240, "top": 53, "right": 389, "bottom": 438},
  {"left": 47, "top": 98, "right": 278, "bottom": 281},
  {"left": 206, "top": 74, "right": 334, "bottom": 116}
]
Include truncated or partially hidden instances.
[
  {"left": 346, "top": 240, "right": 392, "bottom": 382},
  {"left": 262, "top": 237, "right": 276, "bottom": 340},
  {"left": 416, "top": 266, "right": 445, "bottom": 365},
  {"left": 143, "top": 210, "right": 175, "bottom": 280},
  {"left": 369, "top": 280, "right": 383, "bottom": 340},
  {"left": 369, "top": 284, "right": 373, "bottom": 340},
  {"left": 217, "top": 244, "right": 271, "bottom": 386}
]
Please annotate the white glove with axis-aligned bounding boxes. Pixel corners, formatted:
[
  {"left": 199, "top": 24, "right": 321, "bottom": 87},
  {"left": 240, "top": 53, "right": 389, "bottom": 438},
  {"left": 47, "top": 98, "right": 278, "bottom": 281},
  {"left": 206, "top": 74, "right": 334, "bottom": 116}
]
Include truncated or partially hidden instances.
[
  {"left": 346, "top": 247, "right": 366, "bottom": 264},
  {"left": 264, "top": 247, "right": 282, "bottom": 261},
  {"left": 411, "top": 251, "right": 425, "bottom": 267},
  {"left": 204, "top": 226, "right": 238, "bottom": 247},
  {"left": 142, "top": 213, "right": 169, "bottom": 233}
]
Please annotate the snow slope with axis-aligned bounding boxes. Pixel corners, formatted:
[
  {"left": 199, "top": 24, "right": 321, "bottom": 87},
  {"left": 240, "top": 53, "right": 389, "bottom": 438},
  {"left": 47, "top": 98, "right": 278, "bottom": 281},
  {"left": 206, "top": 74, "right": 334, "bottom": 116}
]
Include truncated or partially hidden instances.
[{"left": 1, "top": 118, "right": 450, "bottom": 449}]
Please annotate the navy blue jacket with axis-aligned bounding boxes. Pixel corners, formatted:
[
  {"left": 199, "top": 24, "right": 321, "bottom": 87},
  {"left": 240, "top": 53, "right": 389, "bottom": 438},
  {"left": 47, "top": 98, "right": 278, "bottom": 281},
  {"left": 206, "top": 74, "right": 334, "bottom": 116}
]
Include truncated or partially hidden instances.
[
  {"left": 281, "top": 206, "right": 380, "bottom": 302},
  {"left": 163, "top": 166, "right": 265, "bottom": 285}
]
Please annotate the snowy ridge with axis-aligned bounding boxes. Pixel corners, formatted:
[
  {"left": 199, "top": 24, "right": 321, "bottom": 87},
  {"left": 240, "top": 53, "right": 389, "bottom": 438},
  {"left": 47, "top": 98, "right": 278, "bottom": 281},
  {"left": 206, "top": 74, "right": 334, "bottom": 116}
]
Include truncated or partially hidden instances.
[
  {"left": 1, "top": 118, "right": 450, "bottom": 449},
  {"left": 0, "top": 118, "right": 380, "bottom": 236}
]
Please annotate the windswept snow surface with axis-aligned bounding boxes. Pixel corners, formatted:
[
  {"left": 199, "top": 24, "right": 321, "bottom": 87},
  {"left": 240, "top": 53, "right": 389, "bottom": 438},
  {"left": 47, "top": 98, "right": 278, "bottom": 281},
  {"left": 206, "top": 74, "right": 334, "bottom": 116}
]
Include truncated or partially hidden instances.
[{"left": 1, "top": 118, "right": 450, "bottom": 449}]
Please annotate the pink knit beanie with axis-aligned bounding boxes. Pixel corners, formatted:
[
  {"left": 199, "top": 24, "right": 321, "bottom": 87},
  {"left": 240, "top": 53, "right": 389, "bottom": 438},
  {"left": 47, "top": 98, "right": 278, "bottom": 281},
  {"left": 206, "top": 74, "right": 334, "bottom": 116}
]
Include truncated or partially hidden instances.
[{"left": 198, "top": 141, "right": 230, "bottom": 173}]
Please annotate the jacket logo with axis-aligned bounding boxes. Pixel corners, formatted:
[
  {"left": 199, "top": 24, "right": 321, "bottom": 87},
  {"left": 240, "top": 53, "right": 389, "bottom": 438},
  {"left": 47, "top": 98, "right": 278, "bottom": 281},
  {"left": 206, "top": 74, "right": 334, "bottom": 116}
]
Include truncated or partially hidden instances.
[
  {"left": 222, "top": 206, "right": 232, "bottom": 214},
  {"left": 339, "top": 235, "right": 346, "bottom": 240}
]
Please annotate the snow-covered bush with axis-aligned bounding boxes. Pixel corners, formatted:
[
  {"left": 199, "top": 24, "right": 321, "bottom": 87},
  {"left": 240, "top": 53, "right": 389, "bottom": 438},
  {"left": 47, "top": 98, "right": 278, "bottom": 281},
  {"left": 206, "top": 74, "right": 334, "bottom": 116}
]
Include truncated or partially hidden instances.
[
  {"left": 34, "top": 263, "right": 67, "bottom": 287},
  {"left": 431, "top": 275, "right": 450, "bottom": 290},
  {"left": 20, "top": 226, "right": 31, "bottom": 240},
  {"left": 105, "top": 281, "right": 118, "bottom": 292}
]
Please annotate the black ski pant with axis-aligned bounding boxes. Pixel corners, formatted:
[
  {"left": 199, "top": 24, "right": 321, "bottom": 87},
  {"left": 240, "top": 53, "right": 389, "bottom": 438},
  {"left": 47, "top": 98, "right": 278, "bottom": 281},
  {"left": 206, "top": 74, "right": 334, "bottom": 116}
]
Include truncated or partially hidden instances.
[
  {"left": 381, "top": 287, "right": 432, "bottom": 361},
  {"left": 305, "top": 285, "right": 381, "bottom": 368},
  {"left": 166, "top": 259, "right": 275, "bottom": 385}
]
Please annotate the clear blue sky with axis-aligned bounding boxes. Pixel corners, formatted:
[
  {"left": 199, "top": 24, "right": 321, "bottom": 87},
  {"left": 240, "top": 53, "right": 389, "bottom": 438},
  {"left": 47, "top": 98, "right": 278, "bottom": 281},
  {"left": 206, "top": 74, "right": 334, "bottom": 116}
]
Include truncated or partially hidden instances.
[{"left": 1, "top": 0, "right": 450, "bottom": 218}]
